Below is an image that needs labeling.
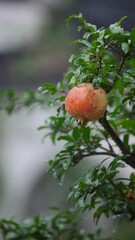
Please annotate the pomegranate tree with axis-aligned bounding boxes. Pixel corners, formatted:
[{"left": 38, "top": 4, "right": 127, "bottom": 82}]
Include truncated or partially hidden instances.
[{"left": 0, "top": 13, "right": 135, "bottom": 240}]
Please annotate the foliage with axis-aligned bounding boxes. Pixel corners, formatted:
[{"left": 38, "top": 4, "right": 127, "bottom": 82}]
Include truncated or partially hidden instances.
[
  {"left": 0, "top": 89, "right": 48, "bottom": 114},
  {"left": 69, "top": 159, "right": 135, "bottom": 224},
  {"left": 0, "top": 13, "right": 135, "bottom": 239},
  {"left": 0, "top": 209, "right": 114, "bottom": 240}
]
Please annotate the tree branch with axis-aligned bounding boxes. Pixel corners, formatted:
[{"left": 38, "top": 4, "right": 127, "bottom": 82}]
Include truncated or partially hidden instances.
[
  {"left": 99, "top": 114, "right": 129, "bottom": 155},
  {"left": 99, "top": 114, "right": 135, "bottom": 169},
  {"left": 82, "top": 151, "right": 117, "bottom": 158},
  {"left": 108, "top": 43, "right": 121, "bottom": 54},
  {"left": 72, "top": 151, "right": 117, "bottom": 165}
]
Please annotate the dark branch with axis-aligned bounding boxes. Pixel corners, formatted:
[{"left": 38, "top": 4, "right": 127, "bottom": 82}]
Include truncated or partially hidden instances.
[
  {"left": 99, "top": 114, "right": 135, "bottom": 169},
  {"left": 108, "top": 43, "right": 121, "bottom": 54},
  {"left": 82, "top": 151, "right": 117, "bottom": 158},
  {"left": 72, "top": 151, "right": 117, "bottom": 165},
  {"left": 99, "top": 114, "right": 129, "bottom": 155}
]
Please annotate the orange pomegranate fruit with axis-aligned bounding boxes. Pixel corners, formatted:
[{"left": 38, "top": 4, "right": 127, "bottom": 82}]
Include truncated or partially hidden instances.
[{"left": 65, "top": 83, "right": 107, "bottom": 123}]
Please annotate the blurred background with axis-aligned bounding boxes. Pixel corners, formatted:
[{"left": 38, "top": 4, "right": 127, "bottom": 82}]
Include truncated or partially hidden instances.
[{"left": 0, "top": 0, "right": 135, "bottom": 239}]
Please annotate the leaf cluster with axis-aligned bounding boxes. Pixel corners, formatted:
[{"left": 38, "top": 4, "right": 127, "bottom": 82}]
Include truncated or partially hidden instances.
[
  {"left": 48, "top": 123, "right": 105, "bottom": 182},
  {"left": 37, "top": 14, "right": 135, "bottom": 233},
  {"left": 0, "top": 209, "right": 114, "bottom": 240},
  {"left": 0, "top": 89, "right": 48, "bottom": 114},
  {"left": 69, "top": 159, "right": 135, "bottom": 224}
]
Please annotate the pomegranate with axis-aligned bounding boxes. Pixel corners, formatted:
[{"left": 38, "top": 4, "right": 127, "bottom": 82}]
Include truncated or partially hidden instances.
[{"left": 65, "top": 83, "right": 107, "bottom": 123}]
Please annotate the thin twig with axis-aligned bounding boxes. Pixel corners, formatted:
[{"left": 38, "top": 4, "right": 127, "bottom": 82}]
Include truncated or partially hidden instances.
[
  {"left": 106, "top": 138, "right": 114, "bottom": 152},
  {"left": 100, "top": 146, "right": 111, "bottom": 152},
  {"left": 108, "top": 43, "right": 121, "bottom": 54},
  {"left": 72, "top": 151, "right": 117, "bottom": 165},
  {"left": 82, "top": 151, "right": 117, "bottom": 158}
]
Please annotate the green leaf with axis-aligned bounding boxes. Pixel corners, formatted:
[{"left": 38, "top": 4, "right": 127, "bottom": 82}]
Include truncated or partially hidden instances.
[
  {"left": 109, "top": 24, "right": 124, "bottom": 34},
  {"left": 132, "top": 104, "right": 135, "bottom": 115},
  {"left": 72, "top": 127, "right": 80, "bottom": 141},
  {"left": 116, "top": 16, "right": 127, "bottom": 26},
  {"left": 59, "top": 96, "right": 66, "bottom": 102},
  {"left": 82, "top": 127, "right": 90, "bottom": 143},
  {"left": 123, "top": 134, "right": 129, "bottom": 147},
  {"left": 63, "top": 159, "right": 71, "bottom": 170},
  {"left": 7, "top": 89, "right": 15, "bottom": 99},
  {"left": 108, "top": 158, "right": 125, "bottom": 171},
  {"left": 78, "top": 197, "right": 85, "bottom": 208},
  {"left": 121, "top": 42, "right": 129, "bottom": 54},
  {"left": 131, "top": 27, "right": 135, "bottom": 44},
  {"left": 119, "top": 119, "right": 135, "bottom": 131},
  {"left": 130, "top": 173, "right": 135, "bottom": 182},
  {"left": 66, "top": 13, "right": 97, "bottom": 33},
  {"left": 65, "top": 13, "right": 83, "bottom": 28},
  {"left": 87, "top": 23, "right": 97, "bottom": 32},
  {"left": 72, "top": 39, "right": 91, "bottom": 48},
  {"left": 41, "top": 82, "right": 57, "bottom": 95},
  {"left": 94, "top": 204, "right": 109, "bottom": 224},
  {"left": 83, "top": 32, "right": 91, "bottom": 40},
  {"left": 112, "top": 215, "right": 125, "bottom": 233},
  {"left": 57, "top": 135, "right": 73, "bottom": 142},
  {"left": 115, "top": 79, "right": 124, "bottom": 95},
  {"left": 68, "top": 76, "right": 77, "bottom": 88}
]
